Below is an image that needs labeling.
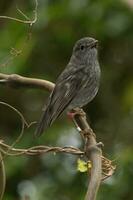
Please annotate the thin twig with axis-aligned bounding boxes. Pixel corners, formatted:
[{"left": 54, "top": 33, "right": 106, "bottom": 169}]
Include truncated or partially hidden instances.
[
  {"left": 0, "top": 0, "right": 38, "bottom": 69},
  {"left": 16, "top": 7, "right": 31, "bottom": 21},
  {"left": 0, "top": 0, "right": 38, "bottom": 26},
  {"left": 0, "top": 141, "right": 84, "bottom": 156},
  {"left": 0, "top": 101, "right": 28, "bottom": 146}
]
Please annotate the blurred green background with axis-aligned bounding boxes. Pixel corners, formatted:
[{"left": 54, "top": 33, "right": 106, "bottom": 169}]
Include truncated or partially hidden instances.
[{"left": 0, "top": 0, "right": 133, "bottom": 199}]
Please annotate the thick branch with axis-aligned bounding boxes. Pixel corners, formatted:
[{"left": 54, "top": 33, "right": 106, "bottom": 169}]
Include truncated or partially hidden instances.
[
  {"left": 74, "top": 113, "right": 102, "bottom": 200},
  {"left": 0, "top": 73, "right": 54, "bottom": 91}
]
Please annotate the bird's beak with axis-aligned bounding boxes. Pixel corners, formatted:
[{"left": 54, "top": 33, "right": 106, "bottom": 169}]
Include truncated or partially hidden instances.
[
  {"left": 93, "top": 40, "right": 98, "bottom": 48},
  {"left": 95, "top": 40, "right": 98, "bottom": 45}
]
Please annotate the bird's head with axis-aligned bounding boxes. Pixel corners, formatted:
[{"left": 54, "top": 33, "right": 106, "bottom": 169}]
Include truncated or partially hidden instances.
[{"left": 72, "top": 37, "right": 98, "bottom": 64}]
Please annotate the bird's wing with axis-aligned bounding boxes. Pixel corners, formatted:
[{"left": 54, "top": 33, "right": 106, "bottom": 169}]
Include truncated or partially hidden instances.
[{"left": 35, "top": 65, "right": 87, "bottom": 136}]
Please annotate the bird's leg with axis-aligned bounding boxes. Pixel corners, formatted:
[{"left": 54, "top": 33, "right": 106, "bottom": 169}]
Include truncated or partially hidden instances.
[
  {"left": 67, "top": 107, "right": 86, "bottom": 120},
  {"left": 67, "top": 108, "right": 85, "bottom": 133},
  {"left": 67, "top": 108, "right": 91, "bottom": 140}
]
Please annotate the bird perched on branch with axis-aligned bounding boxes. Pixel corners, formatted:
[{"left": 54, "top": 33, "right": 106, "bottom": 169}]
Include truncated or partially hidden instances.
[{"left": 35, "top": 37, "right": 101, "bottom": 136}]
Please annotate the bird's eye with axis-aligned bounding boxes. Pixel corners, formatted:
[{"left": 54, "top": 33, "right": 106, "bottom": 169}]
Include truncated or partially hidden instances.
[{"left": 80, "top": 45, "right": 85, "bottom": 50}]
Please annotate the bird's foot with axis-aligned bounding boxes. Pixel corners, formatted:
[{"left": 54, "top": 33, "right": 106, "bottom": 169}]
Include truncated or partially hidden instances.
[{"left": 67, "top": 108, "right": 86, "bottom": 120}]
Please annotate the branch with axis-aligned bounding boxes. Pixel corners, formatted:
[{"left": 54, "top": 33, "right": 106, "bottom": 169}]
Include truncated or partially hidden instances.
[
  {"left": 0, "top": 73, "right": 54, "bottom": 91},
  {"left": 73, "top": 112, "right": 102, "bottom": 200},
  {"left": 0, "top": 72, "right": 115, "bottom": 200},
  {"left": 0, "top": 141, "right": 84, "bottom": 156}
]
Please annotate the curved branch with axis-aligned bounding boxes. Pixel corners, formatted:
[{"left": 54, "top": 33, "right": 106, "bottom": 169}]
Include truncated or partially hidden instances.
[{"left": 0, "top": 73, "right": 54, "bottom": 91}]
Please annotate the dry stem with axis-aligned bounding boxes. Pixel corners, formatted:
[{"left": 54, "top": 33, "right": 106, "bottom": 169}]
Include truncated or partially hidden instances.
[{"left": 0, "top": 0, "right": 38, "bottom": 25}]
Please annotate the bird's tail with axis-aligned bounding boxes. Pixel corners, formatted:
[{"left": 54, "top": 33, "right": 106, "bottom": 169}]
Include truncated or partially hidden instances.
[{"left": 35, "top": 107, "right": 52, "bottom": 137}]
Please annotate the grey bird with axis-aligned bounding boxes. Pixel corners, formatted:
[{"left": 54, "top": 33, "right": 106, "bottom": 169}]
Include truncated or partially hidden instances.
[{"left": 35, "top": 37, "right": 101, "bottom": 136}]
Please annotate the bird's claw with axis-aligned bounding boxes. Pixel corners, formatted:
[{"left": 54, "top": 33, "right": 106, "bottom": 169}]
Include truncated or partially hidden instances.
[{"left": 67, "top": 108, "right": 86, "bottom": 120}]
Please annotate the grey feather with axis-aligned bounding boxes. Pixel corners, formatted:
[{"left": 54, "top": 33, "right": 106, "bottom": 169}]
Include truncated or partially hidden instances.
[{"left": 35, "top": 37, "right": 101, "bottom": 136}]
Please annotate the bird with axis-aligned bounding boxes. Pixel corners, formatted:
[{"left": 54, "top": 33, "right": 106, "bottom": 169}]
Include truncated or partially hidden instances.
[{"left": 35, "top": 37, "right": 101, "bottom": 136}]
